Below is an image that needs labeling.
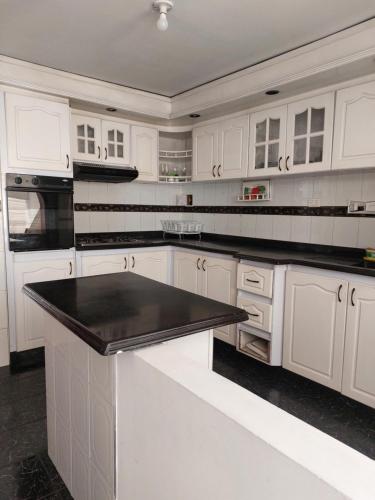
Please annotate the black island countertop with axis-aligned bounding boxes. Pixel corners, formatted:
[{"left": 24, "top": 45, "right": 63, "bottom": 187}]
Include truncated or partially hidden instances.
[
  {"left": 23, "top": 272, "right": 248, "bottom": 355},
  {"left": 75, "top": 232, "right": 375, "bottom": 278}
]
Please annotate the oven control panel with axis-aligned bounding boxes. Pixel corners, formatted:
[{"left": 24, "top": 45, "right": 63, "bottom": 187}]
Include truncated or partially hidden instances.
[{"left": 6, "top": 173, "right": 73, "bottom": 190}]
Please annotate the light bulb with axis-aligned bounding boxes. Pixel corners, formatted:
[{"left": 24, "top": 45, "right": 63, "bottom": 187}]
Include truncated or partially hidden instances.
[{"left": 157, "top": 12, "right": 168, "bottom": 31}]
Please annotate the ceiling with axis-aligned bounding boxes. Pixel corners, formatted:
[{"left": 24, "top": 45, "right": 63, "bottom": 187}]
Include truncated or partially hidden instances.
[{"left": 0, "top": 0, "right": 374, "bottom": 97}]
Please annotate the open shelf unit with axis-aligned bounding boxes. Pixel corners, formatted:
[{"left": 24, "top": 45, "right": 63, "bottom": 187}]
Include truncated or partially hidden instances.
[
  {"left": 159, "top": 131, "right": 192, "bottom": 183},
  {"left": 237, "top": 179, "right": 271, "bottom": 202}
]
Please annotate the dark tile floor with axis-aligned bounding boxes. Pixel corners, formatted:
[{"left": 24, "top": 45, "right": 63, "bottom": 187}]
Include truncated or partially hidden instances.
[
  {"left": 213, "top": 339, "right": 375, "bottom": 460},
  {"left": 1, "top": 340, "right": 374, "bottom": 499},
  {"left": 0, "top": 365, "right": 72, "bottom": 499}
]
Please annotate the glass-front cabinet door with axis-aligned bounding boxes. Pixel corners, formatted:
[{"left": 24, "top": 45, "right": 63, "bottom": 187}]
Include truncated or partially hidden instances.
[
  {"left": 71, "top": 114, "right": 102, "bottom": 162},
  {"left": 285, "top": 93, "right": 334, "bottom": 173},
  {"left": 102, "top": 120, "right": 130, "bottom": 165},
  {"left": 249, "top": 106, "right": 287, "bottom": 177}
]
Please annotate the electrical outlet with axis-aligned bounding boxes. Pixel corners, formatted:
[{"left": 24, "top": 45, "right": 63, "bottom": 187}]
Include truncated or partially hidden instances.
[{"left": 307, "top": 199, "right": 321, "bottom": 207}]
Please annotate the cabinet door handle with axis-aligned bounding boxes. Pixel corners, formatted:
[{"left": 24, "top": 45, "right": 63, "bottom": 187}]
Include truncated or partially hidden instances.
[
  {"left": 278, "top": 156, "right": 282, "bottom": 171},
  {"left": 217, "top": 164, "right": 222, "bottom": 177},
  {"left": 202, "top": 259, "right": 206, "bottom": 271},
  {"left": 69, "top": 262, "right": 73, "bottom": 275},
  {"left": 132, "top": 256, "right": 135, "bottom": 269},
  {"left": 212, "top": 165, "right": 216, "bottom": 178},
  {"left": 66, "top": 154, "right": 70, "bottom": 169},
  {"left": 248, "top": 312, "right": 260, "bottom": 317},
  {"left": 124, "top": 257, "right": 127, "bottom": 270},
  {"left": 351, "top": 287, "right": 356, "bottom": 307},
  {"left": 337, "top": 284, "right": 343, "bottom": 303},
  {"left": 285, "top": 155, "right": 290, "bottom": 171},
  {"left": 97, "top": 146, "right": 101, "bottom": 159},
  {"left": 246, "top": 278, "right": 260, "bottom": 283},
  {"left": 104, "top": 147, "right": 108, "bottom": 160},
  {"left": 196, "top": 258, "right": 201, "bottom": 270}
]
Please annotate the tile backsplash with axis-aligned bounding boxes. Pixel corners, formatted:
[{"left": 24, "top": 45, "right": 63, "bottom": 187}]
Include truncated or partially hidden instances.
[{"left": 74, "top": 170, "right": 375, "bottom": 249}]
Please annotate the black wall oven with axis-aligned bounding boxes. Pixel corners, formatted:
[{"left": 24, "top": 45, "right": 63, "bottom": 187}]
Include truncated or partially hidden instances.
[{"left": 6, "top": 174, "right": 74, "bottom": 252}]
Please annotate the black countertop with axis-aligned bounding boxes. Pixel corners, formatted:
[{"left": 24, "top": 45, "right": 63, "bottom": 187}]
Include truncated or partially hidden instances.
[
  {"left": 23, "top": 272, "right": 248, "bottom": 355},
  {"left": 75, "top": 233, "right": 375, "bottom": 278}
]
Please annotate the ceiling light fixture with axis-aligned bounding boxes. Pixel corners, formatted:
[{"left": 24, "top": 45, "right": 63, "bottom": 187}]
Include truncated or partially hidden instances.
[{"left": 153, "top": 0, "right": 174, "bottom": 32}]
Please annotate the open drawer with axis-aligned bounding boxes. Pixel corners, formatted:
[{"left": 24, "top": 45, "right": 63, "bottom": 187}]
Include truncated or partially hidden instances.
[
  {"left": 237, "top": 330, "right": 271, "bottom": 364},
  {"left": 237, "top": 295, "right": 272, "bottom": 333}
]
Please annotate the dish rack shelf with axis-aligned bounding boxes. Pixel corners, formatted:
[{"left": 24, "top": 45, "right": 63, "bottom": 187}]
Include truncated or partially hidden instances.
[
  {"left": 161, "top": 220, "right": 203, "bottom": 240},
  {"left": 159, "top": 175, "right": 192, "bottom": 183},
  {"left": 159, "top": 150, "right": 192, "bottom": 159}
]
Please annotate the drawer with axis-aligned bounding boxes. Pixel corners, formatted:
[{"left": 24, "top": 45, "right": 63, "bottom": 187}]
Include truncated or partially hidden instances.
[
  {"left": 237, "top": 296, "right": 272, "bottom": 333},
  {"left": 237, "top": 263, "right": 273, "bottom": 298}
]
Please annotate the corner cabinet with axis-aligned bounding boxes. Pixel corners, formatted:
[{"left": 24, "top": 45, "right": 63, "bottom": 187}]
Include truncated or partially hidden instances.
[
  {"left": 332, "top": 81, "right": 375, "bottom": 170},
  {"left": 5, "top": 92, "right": 71, "bottom": 174},
  {"left": 193, "top": 115, "right": 249, "bottom": 181},
  {"left": 174, "top": 251, "right": 237, "bottom": 345},
  {"left": 342, "top": 284, "right": 375, "bottom": 408},
  {"left": 131, "top": 125, "right": 158, "bottom": 182},
  {"left": 71, "top": 113, "right": 130, "bottom": 166},
  {"left": 13, "top": 254, "right": 75, "bottom": 352},
  {"left": 283, "top": 270, "right": 348, "bottom": 390}
]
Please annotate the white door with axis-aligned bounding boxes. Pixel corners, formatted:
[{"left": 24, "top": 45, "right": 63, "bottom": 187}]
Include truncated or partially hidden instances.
[
  {"left": 200, "top": 256, "right": 237, "bottom": 346},
  {"left": 285, "top": 93, "right": 334, "bottom": 174},
  {"left": 81, "top": 254, "right": 128, "bottom": 276},
  {"left": 248, "top": 105, "right": 287, "bottom": 177},
  {"left": 130, "top": 251, "right": 168, "bottom": 283},
  {"left": 71, "top": 114, "right": 102, "bottom": 162},
  {"left": 332, "top": 81, "right": 375, "bottom": 170},
  {"left": 342, "top": 283, "right": 375, "bottom": 408},
  {"left": 5, "top": 93, "right": 71, "bottom": 173},
  {"left": 219, "top": 115, "right": 249, "bottom": 179},
  {"left": 131, "top": 126, "right": 158, "bottom": 182},
  {"left": 283, "top": 271, "right": 348, "bottom": 390},
  {"left": 102, "top": 120, "right": 130, "bottom": 166},
  {"left": 173, "top": 251, "right": 200, "bottom": 294},
  {"left": 192, "top": 124, "right": 219, "bottom": 181},
  {"left": 14, "top": 258, "right": 75, "bottom": 351}
]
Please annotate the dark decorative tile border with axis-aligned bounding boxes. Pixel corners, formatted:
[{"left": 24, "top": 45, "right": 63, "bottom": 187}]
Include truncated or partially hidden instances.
[{"left": 74, "top": 203, "right": 375, "bottom": 217}]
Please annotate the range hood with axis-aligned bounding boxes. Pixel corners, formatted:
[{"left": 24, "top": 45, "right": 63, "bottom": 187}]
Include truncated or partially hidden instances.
[{"left": 73, "top": 162, "right": 139, "bottom": 183}]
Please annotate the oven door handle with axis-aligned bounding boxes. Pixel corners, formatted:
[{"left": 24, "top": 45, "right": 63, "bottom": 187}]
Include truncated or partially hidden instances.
[{"left": 6, "top": 187, "right": 73, "bottom": 193}]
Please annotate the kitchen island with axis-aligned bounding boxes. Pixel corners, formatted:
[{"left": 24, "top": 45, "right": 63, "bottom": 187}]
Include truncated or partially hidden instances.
[{"left": 24, "top": 272, "right": 375, "bottom": 500}]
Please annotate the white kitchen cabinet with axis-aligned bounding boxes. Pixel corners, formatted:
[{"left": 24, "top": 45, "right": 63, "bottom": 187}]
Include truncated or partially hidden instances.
[
  {"left": 342, "top": 283, "right": 375, "bottom": 408},
  {"left": 5, "top": 92, "right": 71, "bottom": 174},
  {"left": 332, "top": 81, "right": 375, "bottom": 170},
  {"left": 129, "top": 251, "right": 168, "bottom": 283},
  {"left": 102, "top": 120, "right": 130, "bottom": 166},
  {"left": 174, "top": 251, "right": 237, "bottom": 345},
  {"left": 13, "top": 256, "right": 75, "bottom": 351},
  {"left": 173, "top": 251, "right": 200, "bottom": 294},
  {"left": 285, "top": 93, "right": 334, "bottom": 174},
  {"left": 81, "top": 254, "right": 128, "bottom": 276},
  {"left": 131, "top": 125, "right": 158, "bottom": 182},
  {"left": 192, "top": 123, "right": 219, "bottom": 181},
  {"left": 218, "top": 115, "right": 249, "bottom": 179},
  {"left": 71, "top": 114, "right": 102, "bottom": 162},
  {"left": 283, "top": 270, "right": 348, "bottom": 390},
  {"left": 249, "top": 105, "right": 287, "bottom": 177}
]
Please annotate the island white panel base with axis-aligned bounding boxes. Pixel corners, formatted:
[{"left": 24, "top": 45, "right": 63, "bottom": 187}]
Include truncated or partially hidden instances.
[{"left": 40, "top": 304, "right": 375, "bottom": 500}]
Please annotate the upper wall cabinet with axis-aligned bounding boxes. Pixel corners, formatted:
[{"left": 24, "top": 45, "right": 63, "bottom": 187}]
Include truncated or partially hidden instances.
[
  {"left": 71, "top": 113, "right": 130, "bottom": 165},
  {"left": 131, "top": 125, "right": 158, "bottom": 182},
  {"left": 5, "top": 92, "right": 71, "bottom": 174},
  {"left": 285, "top": 93, "right": 334, "bottom": 174},
  {"left": 193, "top": 115, "right": 249, "bottom": 181},
  {"left": 332, "top": 81, "right": 375, "bottom": 170},
  {"left": 249, "top": 105, "right": 287, "bottom": 177}
]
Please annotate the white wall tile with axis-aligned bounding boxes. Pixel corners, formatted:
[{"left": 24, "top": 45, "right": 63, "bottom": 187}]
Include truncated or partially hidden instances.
[
  {"left": 107, "top": 213, "right": 126, "bottom": 232},
  {"left": 74, "top": 182, "right": 90, "bottom": 203},
  {"left": 140, "top": 213, "right": 156, "bottom": 231},
  {"left": 88, "top": 183, "right": 109, "bottom": 204},
  {"left": 255, "top": 215, "right": 273, "bottom": 239},
  {"left": 332, "top": 217, "right": 359, "bottom": 248},
  {"left": 293, "top": 178, "right": 313, "bottom": 205},
  {"left": 312, "top": 175, "right": 336, "bottom": 206},
  {"left": 361, "top": 171, "right": 375, "bottom": 201},
  {"left": 89, "top": 213, "right": 108, "bottom": 233},
  {"left": 226, "top": 214, "right": 241, "bottom": 236},
  {"left": 201, "top": 214, "right": 215, "bottom": 233},
  {"left": 310, "top": 217, "right": 334, "bottom": 245},
  {"left": 240, "top": 214, "right": 257, "bottom": 238},
  {"left": 125, "top": 213, "right": 141, "bottom": 232},
  {"left": 110, "top": 184, "right": 126, "bottom": 204},
  {"left": 357, "top": 218, "right": 375, "bottom": 249},
  {"left": 291, "top": 216, "right": 311, "bottom": 243},
  {"left": 271, "top": 177, "right": 294, "bottom": 205},
  {"left": 139, "top": 185, "right": 156, "bottom": 205},
  {"left": 213, "top": 214, "right": 227, "bottom": 234},
  {"left": 334, "top": 173, "right": 362, "bottom": 205},
  {"left": 122, "top": 184, "right": 140, "bottom": 204},
  {"left": 74, "top": 212, "right": 91, "bottom": 233},
  {"left": 272, "top": 215, "right": 292, "bottom": 241}
]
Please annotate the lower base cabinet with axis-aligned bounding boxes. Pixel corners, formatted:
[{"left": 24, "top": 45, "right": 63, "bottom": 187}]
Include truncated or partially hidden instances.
[
  {"left": 342, "top": 284, "right": 375, "bottom": 408},
  {"left": 174, "top": 251, "right": 237, "bottom": 345},
  {"left": 13, "top": 254, "right": 75, "bottom": 351}
]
